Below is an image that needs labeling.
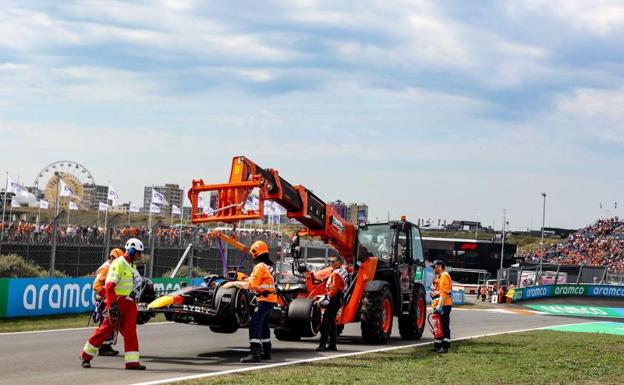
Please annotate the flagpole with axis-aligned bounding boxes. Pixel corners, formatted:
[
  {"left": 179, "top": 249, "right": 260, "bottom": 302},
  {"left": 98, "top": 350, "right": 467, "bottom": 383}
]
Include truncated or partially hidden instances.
[
  {"left": 8, "top": 198, "right": 14, "bottom": 226},
  {"left": 55, "top": 177, "right": 61, "bottom": 218},
  {"left": 148, "top": 186, "right": 154, "bottom": 243},
  {"left": 104, "top": 206, "right": 108, "bottom": 231},
  {"left": 1, "top": 172, "right": 7, "bottom": 227},
  {"left": 128, "top": 203, "right": 131, "bottom": 227},
  {"left": 0, "top": 172, "right": 7, "bottom": 254},
  {"left": 97, "top": 209, "right": 100, "bottom": 228}
]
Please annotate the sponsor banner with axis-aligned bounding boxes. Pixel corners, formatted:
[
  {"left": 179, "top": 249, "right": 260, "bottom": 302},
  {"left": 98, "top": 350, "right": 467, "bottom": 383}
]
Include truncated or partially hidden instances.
[
  {"left": 0, "top": 279, "right": 9, "bottom": 318},
  {"left": 526, "top": 304, "right": 624, "bottom": 318},
  {"left": 0, "top": 277, "right": 200, "bottom": 318},
  {"left": 5, "top": 278, "right": 96, "bottom": 318},
  {"left": 513, "top": 284, "right": 624, "bottom": 302},
  {"left": 150, "top": 278, "right": 195, "bottom": 296}
]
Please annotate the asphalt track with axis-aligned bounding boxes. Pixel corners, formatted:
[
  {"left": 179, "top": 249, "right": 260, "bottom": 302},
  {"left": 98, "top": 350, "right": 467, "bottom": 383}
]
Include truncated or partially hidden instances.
[{"left": 0, "top": 308, "right": 590, "bottom": 385}]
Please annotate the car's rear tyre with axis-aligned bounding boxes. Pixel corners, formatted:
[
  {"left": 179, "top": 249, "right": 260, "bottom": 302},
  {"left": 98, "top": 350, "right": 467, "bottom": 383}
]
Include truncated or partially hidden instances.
[
  {"left": 209, "top": 324, "right": 239, "bottom": 334},
  {"left": 287, "top": 298, "right": 321, "bottom": 338},
  {"left": 274, "top": 328, "right": 301, "bottom": 341}
]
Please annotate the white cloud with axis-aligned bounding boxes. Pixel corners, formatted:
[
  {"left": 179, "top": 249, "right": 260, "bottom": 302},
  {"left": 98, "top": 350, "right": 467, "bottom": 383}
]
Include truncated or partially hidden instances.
[
  {"left": 511, "top": 0, "right": 624, "bottom": 35},
  {"left": 555, "top": 87, "right": 624, "bottom": 144}
]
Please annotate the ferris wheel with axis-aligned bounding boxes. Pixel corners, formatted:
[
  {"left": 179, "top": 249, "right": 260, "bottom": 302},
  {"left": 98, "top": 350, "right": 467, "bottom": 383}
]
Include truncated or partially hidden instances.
[{"left": 34, "top": 161, "right": 96, "bottom": 209}]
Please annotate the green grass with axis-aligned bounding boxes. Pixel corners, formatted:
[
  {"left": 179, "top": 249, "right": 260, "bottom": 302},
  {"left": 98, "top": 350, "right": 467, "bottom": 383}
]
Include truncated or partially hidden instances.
[
  {"left": 180, "top": 331, "right": 624, "bottom": 385},
  {"left": 0, "top": 313, "right": 167, "bottom": 333}
]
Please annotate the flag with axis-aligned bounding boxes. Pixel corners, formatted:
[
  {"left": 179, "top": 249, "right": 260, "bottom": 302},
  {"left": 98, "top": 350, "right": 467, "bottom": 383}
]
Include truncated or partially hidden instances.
[
  {"left": 11, "top": 199, "right": 20, "bottom": 208},
  {"left": 7, "top": 177, "right": 28, "bottom": 196},
  {"left": 129, "top": 203, "right": 140, "bottom": 213},
  {"left": 172, "top": 205, "right": 181, "bottom": 215},
  {"left": 39, "top": 200, "right": 49, "bottom": 209},
  {"left": 149, "top": 203, "right": 161, "bottom": 214},
  {"left": 98, "top": 202, "right": 109, "bottom": 211},
  {"left": 107, "top": 183, "right": 119, "bottom": 204},
  {"left": 68, "top": 201, "right": 79, "bottom": 210},
  {"left": 202, "top": 206, "right": 214, "bottom": 215},
  {"left": 59, "top": 179, "right": 75, "bottom": 197},
  {"left": 151, "top": 188, "right": 168, "bottom": 205},
  {"left": 245, "top": 194, "right": 259, "bottom": 211}
]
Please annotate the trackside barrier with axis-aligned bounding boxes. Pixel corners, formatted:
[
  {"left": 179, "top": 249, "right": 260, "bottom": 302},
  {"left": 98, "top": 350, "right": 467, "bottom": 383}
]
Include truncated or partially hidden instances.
[
  {"left": 511, "top": 284, "right": 624, "bottom": 303},
  {"left": 0, "top": 277, "right": 199, "bottom": 319}
]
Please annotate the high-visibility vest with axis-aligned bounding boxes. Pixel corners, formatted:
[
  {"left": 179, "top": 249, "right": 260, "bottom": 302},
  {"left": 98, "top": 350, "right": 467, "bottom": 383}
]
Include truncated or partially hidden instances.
[
  {"left": 247, "top": 263, "right": 277, "bottom": 303},
  {"left": 326, "top": 267, "right": 349, "bottom": 299},
  {"left": 93, "top": 260, "right": 112, "bottom": 295},
  {"left": 432, "top": 271, "right": 453, "bottom": 308},
  {"left": 105, "top": 257, "right": 139, "bottom": 297}
]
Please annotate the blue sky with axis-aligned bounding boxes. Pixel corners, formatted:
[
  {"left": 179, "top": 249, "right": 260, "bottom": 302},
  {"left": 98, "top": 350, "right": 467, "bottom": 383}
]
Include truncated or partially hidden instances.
[{"left": 1, "top": 0, "right": 623, "bottom": 229}]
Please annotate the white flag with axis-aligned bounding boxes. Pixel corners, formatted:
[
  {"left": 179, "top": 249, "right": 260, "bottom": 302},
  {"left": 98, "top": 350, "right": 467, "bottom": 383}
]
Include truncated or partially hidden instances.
[
  {"left": 69, "top": 201, "right": 79, "bottom": 210},
  {"left": 172, "top": 205, "right": 181, "bottom": 215},
  {"left": 107, "top": 183, "right": 119, "bottom": 204},
  {"left": 39, "top": 200, "right": 49, "bottom": 209},
  {"left": 11, "top": 199, "right": 20, "bottom": 208},
  {"left": 59, "top": 179, "right": 75, "bottom": 197},
  {"left": 7, "top": 177, "right": 28, "bottom": 196},
  {"left": 150, "top": 203, "right": 161, "bottom": 214},
  {"left": 202, "top": 206, "right": 214, "bottom": 215},
  {"left": 151, "top": 189, "right": 168, "bottom": 205},
  {"left": 244, "top": 194, "right": 259, "bottom": 211},
  {"left": 129, "top": 203, "right": 140, "bottom": 213},
  {"left": 98, "top": 202, "right": 109, "bottom": 211}
]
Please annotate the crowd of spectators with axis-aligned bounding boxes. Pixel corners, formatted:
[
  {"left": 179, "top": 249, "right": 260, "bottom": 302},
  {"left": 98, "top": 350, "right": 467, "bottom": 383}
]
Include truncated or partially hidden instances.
[
  {"left": 524, "top": 217, "right": 624, "bottom": 272},
  {"left": 0, "top": 221, "right": 284, "bottom": 248}
]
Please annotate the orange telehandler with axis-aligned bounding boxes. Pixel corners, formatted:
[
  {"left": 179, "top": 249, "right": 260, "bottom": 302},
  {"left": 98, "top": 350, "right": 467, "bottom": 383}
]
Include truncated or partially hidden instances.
[{"left": 185, "top": 156, "right": 428, "bottom": 343}]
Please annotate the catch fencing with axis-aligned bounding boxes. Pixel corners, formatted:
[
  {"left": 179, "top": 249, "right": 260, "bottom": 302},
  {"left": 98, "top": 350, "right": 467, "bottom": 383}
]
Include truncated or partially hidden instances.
[{"left": 499, "top": 263, "right": 624, "bottom": 288}]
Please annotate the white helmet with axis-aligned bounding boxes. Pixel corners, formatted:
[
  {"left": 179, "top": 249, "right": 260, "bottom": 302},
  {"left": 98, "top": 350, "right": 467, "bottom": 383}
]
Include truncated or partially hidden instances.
[{"left": 125, "top": 238, "right": 144, "bottom": 252}]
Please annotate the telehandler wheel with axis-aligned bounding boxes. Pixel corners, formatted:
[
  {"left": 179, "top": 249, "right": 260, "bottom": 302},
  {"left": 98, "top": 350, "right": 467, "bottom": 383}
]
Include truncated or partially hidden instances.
[
  {"left": 361, "top": 286, "right": 393, "bottom": 344},
  {"left": 399, "top": 286, "right": 426, "bottom": 340},
  {"left": 274, "top": 328, "right": 302, "bottom": 341}
]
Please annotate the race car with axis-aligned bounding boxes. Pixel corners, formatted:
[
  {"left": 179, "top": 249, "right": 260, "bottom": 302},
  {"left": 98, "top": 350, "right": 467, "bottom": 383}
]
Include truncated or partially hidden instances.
[{"left": 138, "top": 269, "right": 322, "bottom": 338}]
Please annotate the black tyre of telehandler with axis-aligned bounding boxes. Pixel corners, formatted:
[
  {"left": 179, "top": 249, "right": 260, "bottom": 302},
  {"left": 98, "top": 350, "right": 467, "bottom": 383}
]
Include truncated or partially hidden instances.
[
  {"left": 398, "top": 286, "right": 426, "bottom": 340},
  {"left": 360, "top": 286, "right": 393, "bottom": 344}
]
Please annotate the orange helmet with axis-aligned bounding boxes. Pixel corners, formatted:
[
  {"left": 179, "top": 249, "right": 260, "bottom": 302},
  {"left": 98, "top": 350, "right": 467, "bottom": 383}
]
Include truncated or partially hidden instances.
[
  {"left": 249, "top": 240, "right": 269, "bottom": 259},
  {"left": 109, "top": 248, "right": 124, "bottom": 259}
]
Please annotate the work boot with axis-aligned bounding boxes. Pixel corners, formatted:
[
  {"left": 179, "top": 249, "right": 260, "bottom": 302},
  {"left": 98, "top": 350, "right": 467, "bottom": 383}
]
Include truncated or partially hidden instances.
[
  {"left": 98, "top": 344, "right": 119, "bottom": 356},
  {"left": 80, "top": 357, "right": 91, "bottom": 369},
  {"left": 327, "top": 344, "right": 337, "bottom": 352},
  {"left": 126, "top": 364, "right": 147, "bottom": 370},
  {"left": 316, "top": 345, "right": 327, "bottom": 352},
  {"left": 436, "top": 347, "right": 448, "bottom": 354},
  {"left": 240, "top": 344, "right": 261, "bottom": 363},
  {"left": 261, "top": 342, "right": 272, "bottom": 360}
]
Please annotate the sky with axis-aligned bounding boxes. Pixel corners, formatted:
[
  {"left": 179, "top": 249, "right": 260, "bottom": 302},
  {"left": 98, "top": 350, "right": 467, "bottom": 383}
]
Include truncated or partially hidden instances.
[{"left": 1, "top": 0, "right": 623, "bottom": 230}]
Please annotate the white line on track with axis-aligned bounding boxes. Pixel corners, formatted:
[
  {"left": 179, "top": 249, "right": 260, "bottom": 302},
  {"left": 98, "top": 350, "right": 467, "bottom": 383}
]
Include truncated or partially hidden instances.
[
  {"left": 0, "top": 322, "right": 172, "bottom": 337},
  {"left": 128, "top": 321, "right": 597, "bottom": 385}
]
